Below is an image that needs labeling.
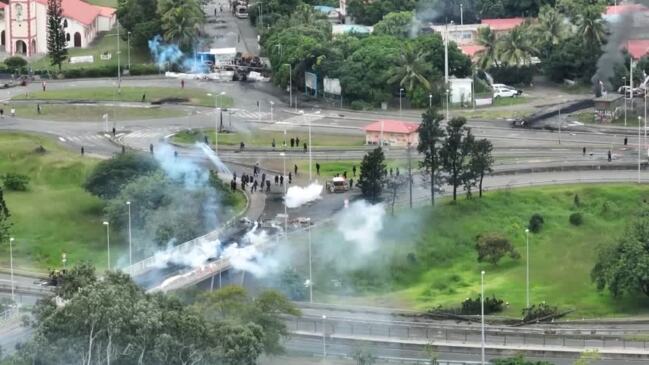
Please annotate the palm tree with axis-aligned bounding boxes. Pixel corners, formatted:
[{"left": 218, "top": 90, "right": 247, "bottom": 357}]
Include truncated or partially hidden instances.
[
  {"left": 475, "top": 27, "right": 499, "bottom": 70},
  {"left": 389, "top": 44, "right": 432, "bottom": 92},
  {"left": 576, "top": 6, "right": 606, "bottom": 50},
  {"left": 536, "top": 5, "right": 566, "bottom": 47},
  {"left": 159, "top": 0, "right": 204, "bottom": 51},
  {"left": 497, "top": 25, "right": 538, "bottom": 66}
]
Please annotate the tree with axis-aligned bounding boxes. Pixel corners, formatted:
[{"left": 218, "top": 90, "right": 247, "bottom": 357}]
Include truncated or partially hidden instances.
[
  {"left": 592, "top": 209, "right": 649, "bottom": 297},
  {"left": 0, "top": 187, "right": 10, "bottom": 244},
  {"left": 476, "top": 27, "right": 499, "bottom": 70},
  {"left": 576, "top": 5, "right": 606, "bottom": 51},
  {"left": 574, "top": 350, "right": 601, "bottom": 365},
  {"left": 55, "top": 262, "right": 97, "bottom": 299},
  {"left": 116, "top": 0, "right": 162, "bottom": 48},
  {"left": 358, "top": 147, "right": 386, "bottom": 203},
  {"left": 497, "top": 24, "right": 538, "bottom": 66},
  {"left": 388, "top": 44, "right": 432, "bottom": 93},
  {"left": 158, "top": 0, "right": 205, "bottom": 52},
  {"left": 215, "top": 323, "right": 265, "bottom": 365},
  {"left": 47, "top": 0, "right": 68, "bottom": 71},
  {"left": 469, "top": 139, "right": 494, "bottom": 198},
  {"left": 492, "top": 355, "right": 555, "bottom": 365},
  {"left": 386, "top": 175, "right": 408, "bottom": 215},
  {"left": 534, "top": 5, "right": 567, "bottom": 58},
  {"left": 475, "top": 233, "right": 520, "bottom": 265},
  {"left": 83, "top": 152, "right": 159, "bottom": 199},
  {"left": 2, "top": 173, "right": 29, "bottom": 191},
  {"left": 417, "top": 109, "right": 445, "bottom": 205},
  {"left": 373, "top": 11, "right": 413, "bottom": 38},
  {"left": 346, "top": 0, "right": 416, "bottom": 25},
  {"left": 4, "top": 56, "right": 27, "bottom": 72},
  {"left": 353, "top": 347, "right": 377, "bottom": 365},
  {"left": 440, "top": 117, "right": 474, "bottom": 201}
]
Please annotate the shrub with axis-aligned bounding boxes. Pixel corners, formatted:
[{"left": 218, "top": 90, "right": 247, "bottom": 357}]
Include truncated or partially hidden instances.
[
  {"left": 522, "top": 302, "right": 560, "bottom": 322},
  {"left": 84, "top": 152, "right": 160, "bottom": 199},
  {"left": 573, "top": 193, "right": 580, "bottom": 207},
  {"left": 475, "top": 233, "right": 520, "bottom": 265},
  {"left": 129, "top": 64, "right": 160, "bottom": 76},
  {"left": 569, "top": 212, "right": 583, "bottom": 226},
  {"left": 487, "top": 65, "right": 535, "bottom": 86},
  {"left": 528, "top": 213, "right": 544, "bottom": 233},
  {"left": 350, "top": 100, "right": 372, "bottom": 110},
  {"left": 4, "top": 56, "right": 27, "bottom": 72},
  {"left": 460, "top": 295, "right": 505, "bottom": 315},
  {"left": 3, "top": 173, "right": 29, "bottom": 191}
]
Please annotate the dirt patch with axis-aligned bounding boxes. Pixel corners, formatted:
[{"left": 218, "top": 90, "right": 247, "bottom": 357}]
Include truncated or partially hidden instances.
[{"left": 151, "top": 97, "right": 190, "bottom": 105}]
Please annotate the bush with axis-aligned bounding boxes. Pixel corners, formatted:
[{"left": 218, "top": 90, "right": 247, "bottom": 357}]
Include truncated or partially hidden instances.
[
  {"left": 129, "top": 64, "right": 160, "bottom": 76},
  {"left": 522, "top": 302, "right": 560, "bottom": 322},
  {"left": 460, "top": 295, "right": 505, "bottom": 315},
  {"left": 569, "top": 212, "right": 583, "bottom": 226},
  {"left": 4, "top": 56, "right": 27, "bottom": 72},
  {"left": 573, "top": 193, "right": 580, "bottom": 207},
  {"left": 475, "top": 233, "right": 520, "bottom": 265},
  {"left": 528, "top": 213, "right": 544, "bottom": 233},
  {"left": 84, "top": 152, "right": 160, "bottom": 199},
  {"left": 350, "top": 100, "right": 372, "bottom": 110},
  {"left": 487, "top": 65, "right": 535, "bottom": 86},
  {"left": 3, "top": 173, "right": 29, "bottom": 191}
]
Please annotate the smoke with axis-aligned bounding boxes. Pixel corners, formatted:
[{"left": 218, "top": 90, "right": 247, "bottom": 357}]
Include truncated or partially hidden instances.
[
  {"left": 284, "top": 182, "right": 323, "bottom": 208},
  {"left": 592, "top": 5, "right": 635, "bottom": 87},
  {"left": 151, "top": 237, "right": 221, "bottom": 269},
  {"left": 148, "top": 35, "right": 208, "bottom": 73},
  {"left": 336, "top": 200, "right": 386, "bottom": 254},
  {"left": 197, "top": 142, "right": 232, "bottom": 175},
  {"left": 154, "top": 143, "right": 209, "bottom": 189}
]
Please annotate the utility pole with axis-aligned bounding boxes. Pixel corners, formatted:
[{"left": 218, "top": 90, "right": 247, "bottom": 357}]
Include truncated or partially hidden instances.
[
  {"left": 117, "top": 23, "right": 121, "bottom": 90},
  {"left": 445, "top": 22, "right": 450, "bottom": 120},
  {"left": 407, "top": 142, "right": 413, "bottom": 208}
]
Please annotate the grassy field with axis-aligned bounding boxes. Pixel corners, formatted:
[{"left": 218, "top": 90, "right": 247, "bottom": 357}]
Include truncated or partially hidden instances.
[
  {"left": 172, "top": 129, "right": 365, "bottom": 147},
  {"left": 306, "top": 184, "right": 649, "bottom": 317},
  {"left": 492, "top": 96, "right": 532, "bottom": 107},
  {"left": 85, "top": 0, "right": 117, "bottom": 7},
  {"left": 0, "top": 133, "right": 110, "bottom": 271},
  {"left": 30, "top": 27, "right": 150, "bottom": 71},
  {"left": 8, "top": 104, "right": 185, "bottom": 121},
  {"left": 14, "top": 87, "right": 233, "bottom": 108}
]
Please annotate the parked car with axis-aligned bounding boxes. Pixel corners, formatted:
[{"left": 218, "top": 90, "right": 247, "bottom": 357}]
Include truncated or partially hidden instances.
[
  {"left": 617, "top": 85, "right": 645, "bottom": 97},
  {"left": 493, "top": 84, "right": 523, "bottom": 98}
]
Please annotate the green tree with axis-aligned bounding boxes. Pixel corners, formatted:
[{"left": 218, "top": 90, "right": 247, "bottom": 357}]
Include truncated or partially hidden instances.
[
  {"left": 358, "top": 147, "right": 386, "bottom": 203},
  {"left": 0, "top": 187, "right": 10, "bottom": 244},
  {"left": 2, "top": 173, "right": 29, "bottom": 191},
  {"left": 4, "top": 56, "right": 27, "bottom": 72},
  {"left": 389, "top": 44, "right": 432, "bottom": 93},
  {"left": 576, "top": 5, "right": 606, "bottom": 50},
  {"left": 476, "top": 27, "right": 499, "bottom": 70},
  {"left": 492, "top": 355, "right": 555, "bottom": 365},
  {"left": 54, "top": 262, "right": 97, "bottom": 299},
  {"left": 46, "top": 0, "right": 68, "bottom": 71},
  {"left": 346, "top": 0, "right": 416, "bottom": 25},
  {"left": 215, "top": 323, "right": 265, "bottom": 365},
  {"left": 497, "top": 24, "right": 538, "bottom": 66},
  {"left": 592, "top": 208, "right": 649, "bottom": 297},
  {"left": 469, "top": 139, "right": 494, "bottom": 198},
  {"left": 440, "top": 117, "right": 474, "bottom": 201},
  {"left": 574, "top": 349, "right": 601, "bottom": 365},
  {"left": 116, "top": 0, "right": 162, "bottom": 48},
  {"left": 373, "top": 11, "right": 413, "bottom": 38},
  {"left": 417, "top": 109, "right": 445, "bottom": 205},
  {"left": 83, "top": 152, "right": 160, "bottom": 199},
  {"left": 534, "top": 5, "right": 567, "bottom": 59},
  {"left": 158, "top": 0, "right": 205, "bottom": 52}
]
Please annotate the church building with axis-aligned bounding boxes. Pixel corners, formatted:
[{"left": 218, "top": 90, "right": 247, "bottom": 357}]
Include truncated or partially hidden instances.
[{"left": 0, "top": 0, "right": 116, "bottom": 57}]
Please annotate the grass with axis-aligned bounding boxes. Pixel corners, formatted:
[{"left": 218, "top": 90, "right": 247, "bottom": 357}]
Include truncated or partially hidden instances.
[
  {"left": 0, "top": 133, "right": 110, "bottom": 271},
  {"left": 85, "top": 0, "right": 117, "bottom": 7},
  {"left": 305, "top": 184, "right": 649, "bottom": 318},
  {"left": 13, "top": 87, "right": 233, "bottom": 108},
  {"left": 30, "top": 27, "right": 150, "bottom": 71},
  {"left": 7, "top": 104, "right": 186, "bottom": 121},
  {"left": 456, "top": 108, "right": 533, "bottom": 121},
  {"left": 172, "top": 129, "right": 365, "bottom": 147},
  {"left": 491, "top": 96, "right": 532, "bottom": 107}
]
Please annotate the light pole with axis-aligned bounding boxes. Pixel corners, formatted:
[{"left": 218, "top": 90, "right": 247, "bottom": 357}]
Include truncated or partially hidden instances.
[
  {"left": 284, "top": 63, "right": 292, "bottom": 108},
  {"left": 481, "top": 270, "right": 486, "bottom": 365},
  {"left": 280, "top": 152, "right": 287, "bottom": 234},
  {"left": 460, "top": 3, "right": 464, "bottom": 25},
  {"left": 645, "top": 90, "right": 647, "bottom": 156},
  {"left": 308, "top": 219, "right": 313, "bottom": 303},
  {"left": 446, "top": 89, "right": 450, "bottom": 121},
  {"left": 270, "top": 101, "right": 274, "bottom": 124},
  {"left": 624, "top": 76, "right": 627, "bottom": 127},
  {"left": 117, "top": 23, "right": 121, "bottom": 90},
  {"left": 103, "top": 221, "right": 110, "bottom": 270},
  {"left": 126, "top": 201, "right": 132, "bottom": 271},
  {"left": 429, "top": 94, "right": 432, "bottom": 109},
  {"left": 9, "top": 237, "right": 14, "bottom": 303},
  {"left": 217, "top": 91, "right": 226, "bottom": 109},
  {"left": 639, "top": 116, "right": 642, "bottom": 183},
  {"left": 399, "top": 88, "right": 404, "bottom": 116},
  {"left": 300, "top": 110, "right": 313, "bottom": 181},
  {"left": 525, "top": 228, "right": 530, "bottom": 309},
  {"left": 322, "top": 315, "right": 327, "bottom": 359},
  {"left": 127, "top": 31, "right": 131, "bottom": 70}
]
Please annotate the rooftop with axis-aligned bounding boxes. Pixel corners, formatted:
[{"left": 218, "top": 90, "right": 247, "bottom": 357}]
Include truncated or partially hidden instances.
[
  {"left": 459, "top": 44, "right": 485, "bottom": 58},
  {"left": 605, "top": 4, "right": 649, "bottom": 16},
  {"left": 625, "top": 39, "right": 649, "bottom": 60},
  {"left": 34, "top": 0, "right": 115, "bottom": 25},
  {"left": 481, "top": 17, "right": 525, "bottom": 31},
  {"left": 363, "top": 120, "right": 420, "bottom": 134}
]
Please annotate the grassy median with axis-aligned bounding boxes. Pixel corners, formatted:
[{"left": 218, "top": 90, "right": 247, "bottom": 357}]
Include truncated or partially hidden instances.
[
  {"left": 8, "top": 104, "right": 185, "bottom": 121},
  {"left": 172, "top": 129, "right": 365, "bottom": 147}
]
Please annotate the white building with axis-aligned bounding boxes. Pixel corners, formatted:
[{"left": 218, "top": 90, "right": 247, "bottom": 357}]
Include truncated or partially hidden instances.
[{"left": 0, "top": 0, "right": 116, "bottom": 57}]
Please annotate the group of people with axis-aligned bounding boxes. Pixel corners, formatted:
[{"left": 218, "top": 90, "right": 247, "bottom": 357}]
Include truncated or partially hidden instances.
[
  {"left": 271, "top": 138, "right": 308, "bottom": 152},
  {"left": 230, "top": 163, "right": 300, "bottom": 193}
]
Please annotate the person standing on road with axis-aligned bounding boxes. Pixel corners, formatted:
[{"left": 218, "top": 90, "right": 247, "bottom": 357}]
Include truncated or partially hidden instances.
[
  {"left": 181, "top": 79, "right": 185, "bottom": 89},
  {"left": 608, "top": 150, "right": 612, "bottom": 162},
  {"left": 1, "top": 108, "right": 4, "bottom": 119},
  {"left": 352, "top": 165, "right": 356, "bottom": 177},
  {"left": 275, "top": 175, "right": 279, "bottom": 185},
  {"left": 296, "top": 137, "right": 300, "bottom": 147},
  {"left": 81, "top": 146, "right": 85, "bottom": 155},
  {"left": 37, "top": 104, "right": 41, "bottom": 114},
  {"left": 261, "top": 173, "right": 266, "bottom": 185},
  {"left": 290, "top": 138, "right": 295, "bottom": 148},
  {"left": 280, "top": 175, "right": 284, "bottom": 185},
  {"left": 288, "top": 172, "right": 292, "bottom": 184},
  {"left": 42, "top": 81, "right": 46, "bottom": 92},
  {"left": 349, "top": 178, "right": 353, "bottom": 189},
  {"left": 149, "top": 144, "right": 154, "bottom": 154},
  {"left": 272, "top": 139, "right": 276, "bottom": 150},
  {"left": 316, "top": 163, "right": 320, "bottom": 175},
  {"left": 303, "top": 142, "right": 307, "bottom": 153},
  {"left": 583, "top": 147, "right": 586, "bottom": 156},
  {"left": 266, "top": 180, "right": 271, "bottom": 192},
  {"left": 294, "top": 164, "right": 298, "bottom": 176}
]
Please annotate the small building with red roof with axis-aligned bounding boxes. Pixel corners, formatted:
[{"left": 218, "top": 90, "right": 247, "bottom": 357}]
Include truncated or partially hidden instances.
[
  {"left": 625, "top": 39, "right": 649, "bottom": 60},
  {"left": 363, "top": 120, "right": 420, "bottom": 147},
  {"left": 0, "top": 0, "right": 116, "bottom": 57},
  {"left": 480, "top": 17, "right": 525, "bottom": 32}
]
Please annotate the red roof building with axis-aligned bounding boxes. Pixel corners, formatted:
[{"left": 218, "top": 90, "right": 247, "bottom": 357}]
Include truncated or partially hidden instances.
[
  {"left": 481, "top": 17, "right": 525, "bottom": 31},
  {"left": 625, "top": 40, "right": 649, "bottom": 60},
  {"left": 605, "top": 4, "right": 649, "bottom": 16},
  {"left": 0, "top": 0, "right": 116, "bottom": 56},
  {"left": 363, "top": 120, "right": 420, "bottom": 147}
]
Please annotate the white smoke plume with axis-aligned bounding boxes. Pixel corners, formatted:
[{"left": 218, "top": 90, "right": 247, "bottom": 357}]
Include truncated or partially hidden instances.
[
  {"left": 336, "top": 200, "right": 386, "bottom": 254},
  {"left": 154, "top": 143, "right": 208, "bottom": 190},
  {"left": 151, "top": 237, "right": 221, "bottom": 269},
  {"left": 197, "top": 142, "right": 232, "bottom": 175},
  {"left": 284, "top": 182, "right": 323, "bottom": 208}
]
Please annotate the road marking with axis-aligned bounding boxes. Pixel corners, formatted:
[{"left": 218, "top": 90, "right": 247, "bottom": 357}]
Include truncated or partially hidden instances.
[{"left": 58, "top": 137, "right": 66, "bottom": 142}]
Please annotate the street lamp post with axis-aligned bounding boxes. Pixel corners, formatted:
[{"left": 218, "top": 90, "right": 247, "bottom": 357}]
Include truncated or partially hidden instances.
[
  {"left": 308, "top": 220, "right": 313, "bottom": 303},
  {"left": 322, "top": 315, "right": 327, "bottom": 359},
  {"left": 285, "top": 64, "right": 292, "bottom": 108},
  {"left": 624, "top": 77, "right": 627, "bottom": 127},
  {"left": 280, "top": 152, "right": 287, "bottom": 233},
  {"left": 117, "top": 23, "right": 121, "bottom": 90},
  {"left": 270, "top": 101, "right": 274, "bottom": 124},
  {"left": 127, "top": 31, "right": 131, "bottom": 71},
  {"left": 126, "top": 201, "right": 132, "bottom": 271},
  {"left": 525, "top": 228, "right": 530, "bottom": 308},
  {"left": 460, "top": 3, "right": 464, "bottom": 25},
  {"left": 9, "top": 237, "right": 14, "bottom": 303},
  {"left": 481, "top": 270, "right": 486, "bottom": 365},
  {"left": 103, "top": 221, "right": 111, "bottom": 270},
  {"left": 446, "top": 89, "right": 450, "bottom": 121},
  {"left": 429, "top": 94, "right": 432, "bottom": 109},
  {"left": 639, "top": 116, "right": 642, "bottom": 183},
  {"left": 399, "top": 88, "right": 404, "bottom": 116}
]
